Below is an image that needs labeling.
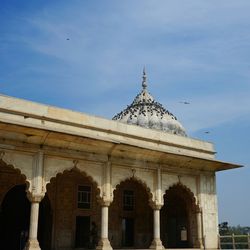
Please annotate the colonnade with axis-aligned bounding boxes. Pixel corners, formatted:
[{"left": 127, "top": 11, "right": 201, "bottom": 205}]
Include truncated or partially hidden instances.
[
  {"left": 24, "top": 194, "right": 166, "bottom": 250},
  {"left": 24, "top": 193, "right": 204, "bottom": 250},
  {"left": 0, "top": 152, "right": 204, "bottom": 250}
]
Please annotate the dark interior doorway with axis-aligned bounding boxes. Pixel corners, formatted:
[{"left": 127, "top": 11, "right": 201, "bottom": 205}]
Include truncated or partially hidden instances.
[
  {"left": 109, "top": 179, "right": 153, "bottom": 249},
  {"left": 165, "top": 196, "right": 189, "bottom": 248},
  {"left": 122, "top": 218, "right": 134, "bottom": 247},
  {"left": 75, "top": 215, "right": 91, "bottom": 248},
  {"left": 38, "top": 194, "right": 52, "bottom": 250},
  {"left": 161, "top": 185, "right": 194, "bottom": 248},
  {"left": 0, "top": 184, "right": 30, "bottom": 250}
]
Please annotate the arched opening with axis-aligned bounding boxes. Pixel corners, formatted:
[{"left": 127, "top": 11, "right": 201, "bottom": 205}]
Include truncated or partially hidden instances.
[
  {"left": 161, "top": 184, "right": 197, "bottom": 248},
  {"left": 0, "top": 184, "right": 30, "bottom": 250},
  {"left": 46, "top": 168, "right": 101, "bottom": 250},
  {"left": 0, "top": 160, "right": 30, "bottom": 250},
  {"left": 109, "top": 178, "right": 153, "bottom": 249}
]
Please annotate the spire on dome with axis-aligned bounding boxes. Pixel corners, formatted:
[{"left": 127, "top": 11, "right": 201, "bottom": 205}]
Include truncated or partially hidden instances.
[
  {"left": 142, "top": 67, "right": 147, "bottom": 90},
  {"left": 112, "top": 70, "right": 187, "bottom": 137}
]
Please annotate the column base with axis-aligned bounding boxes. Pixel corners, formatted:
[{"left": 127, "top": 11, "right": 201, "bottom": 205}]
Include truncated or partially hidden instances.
[
  {"left": 150, "top": 238, "right": 165, "bottom": 250},
  {"left": 25, "top": 239, "right": 41, "bottom": 250},
  {"left": 194, "top": 238, "right": 204, "bottom": 249},
  {"left": 96, "top": 238, "right": 113, "bottom": 250}
]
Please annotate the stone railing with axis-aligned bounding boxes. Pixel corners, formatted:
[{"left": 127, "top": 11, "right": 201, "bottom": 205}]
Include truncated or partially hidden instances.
[{"left": 219, "top": 234, "right": 250, "bottom": 249}]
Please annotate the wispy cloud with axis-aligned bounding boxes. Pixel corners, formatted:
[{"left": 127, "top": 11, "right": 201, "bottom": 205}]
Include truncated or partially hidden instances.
[
  {"left": 1, "top": 1, "right": 250, "bottom": 113},
  {"left": 1, "top": 0, "right": 250, "bottom": 226}
]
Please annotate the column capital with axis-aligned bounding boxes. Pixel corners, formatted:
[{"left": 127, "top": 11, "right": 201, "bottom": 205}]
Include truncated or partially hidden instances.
[
  {"left": 27, "top": 192, "right": 45, "bottom": 203},
  {"left": 98, "top": 197, "right": 111, "bottom": 207},
  {"left": 150, "top": 201, "right": 163, "bottom": 210}
]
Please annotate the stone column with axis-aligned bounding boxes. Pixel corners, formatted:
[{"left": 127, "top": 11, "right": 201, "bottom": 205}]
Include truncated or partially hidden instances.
[
  {"left": 150, "top": 167, "right": 164, "bottom": 250},
  {"left": 195, "top": 208, "right": 204, "bottom": 249},
  {"left": 97, "top": 159, "right": 112, "bottom": 250},
  {"left": 150, "top": 205, "right": 164, "bottom": 250},
  {"left": 26, "top": 194, "right": 44, "bottom": 250},
  {"left": 97, "top": 201, "right": 112, "bottom": 250}
]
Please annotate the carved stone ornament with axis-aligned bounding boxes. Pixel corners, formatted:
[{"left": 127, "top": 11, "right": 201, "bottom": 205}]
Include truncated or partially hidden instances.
[{"left": 27, "top": 191, "right": 45, "bottom": 203}]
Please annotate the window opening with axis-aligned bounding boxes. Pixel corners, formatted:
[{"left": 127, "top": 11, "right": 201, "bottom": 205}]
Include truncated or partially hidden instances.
[
  {"left": 78, "top": 185, "right": 91, "bottom": 209},
  {"left": 123, "top": 190, "right": 134, "bottom": 211}
]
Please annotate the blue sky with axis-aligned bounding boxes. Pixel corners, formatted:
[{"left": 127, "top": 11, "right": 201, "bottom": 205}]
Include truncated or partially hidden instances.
[{"left": 0, "top": 0, "right": 250, "bottom": 226}]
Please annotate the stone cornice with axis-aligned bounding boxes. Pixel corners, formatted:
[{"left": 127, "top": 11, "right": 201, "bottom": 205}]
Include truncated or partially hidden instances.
[
  {"left": 0, "top": 94, "right": 215, "bottom": 157},
  {"left": 0, "top": 94, "right": 242, "bottom": 172}
]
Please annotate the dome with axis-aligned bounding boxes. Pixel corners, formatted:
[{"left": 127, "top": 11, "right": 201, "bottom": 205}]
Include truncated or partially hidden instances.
[{"left": 112, "top": 69, "right": 187, "bottom": 136}]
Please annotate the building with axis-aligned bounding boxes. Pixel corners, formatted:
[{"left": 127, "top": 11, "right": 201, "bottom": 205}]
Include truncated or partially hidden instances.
[{"left": 0, "top": 71, "right": 241, "bottom": 250}]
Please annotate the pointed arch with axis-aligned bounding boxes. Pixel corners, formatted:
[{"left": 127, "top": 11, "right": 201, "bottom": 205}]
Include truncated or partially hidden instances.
[
  {"left": 45, "top": 166, "right": 102, "bottom": 249},
  {"left": 165, "top": 182, "right": 199, "bottom": 210},
  {"left": 0, "top": 159, "right": 29, "bottom": 184},
  {"left": 161, "top": 182, "right": 199, "bottom": 248},
  {"left": 46, "top": 167, "right": 101, "bottom": 198},
  {"left": 0, "top": 159, "right": 30, "bottom": 205},
  {"left": 113, "top": 176, "right": 153, "bottom": 204},
  {"left": 0, "top": 184, "right": 31, "bottom": 250},
  {"left": 110, "top": 176, "right": 154, "bottom": 248}
]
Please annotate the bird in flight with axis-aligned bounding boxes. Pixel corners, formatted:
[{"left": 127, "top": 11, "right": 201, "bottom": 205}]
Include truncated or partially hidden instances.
[
  {"left": 179, "top": 101, "right": 190, "bottom": 104},
  {"left": 204, "top": 131, "right": 210, "bottom": 134},
  {"left": 66, "top": 38, "right": 70, "bottom": 40}
]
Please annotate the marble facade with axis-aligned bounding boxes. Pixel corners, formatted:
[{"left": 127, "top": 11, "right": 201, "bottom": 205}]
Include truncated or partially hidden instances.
[{"left": 0, "top": 94, "right": 240, "bottom": 250}]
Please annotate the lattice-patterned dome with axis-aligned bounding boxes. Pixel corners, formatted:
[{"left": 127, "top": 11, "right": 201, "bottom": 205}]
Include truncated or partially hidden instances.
[{"left": 112, "top": 69, "right": 187, "bottom": 136}]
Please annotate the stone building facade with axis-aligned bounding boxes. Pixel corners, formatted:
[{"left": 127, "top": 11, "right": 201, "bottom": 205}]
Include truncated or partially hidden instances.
[{"left": 0, "top": 74, "right": 240, "bottom": 250}]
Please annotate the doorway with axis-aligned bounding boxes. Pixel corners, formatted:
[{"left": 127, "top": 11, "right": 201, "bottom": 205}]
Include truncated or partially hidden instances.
[
  {"left": 166, "top": 203, "right": 189, "bottom": 248},
  {"left": 75, "top": 216, "right": 91, "bottom": 248},
  {"left": 0, "top": 184, "right": 30, "bottom": 250},
  {"left": 109, "top": 179, "right": 153, "bottom": 248},
  {"left": 122, "top": 218, "right": 134, "bottom": 247},
  {"left": 161, "top": 184, "right": 196, "bottom": 248}
]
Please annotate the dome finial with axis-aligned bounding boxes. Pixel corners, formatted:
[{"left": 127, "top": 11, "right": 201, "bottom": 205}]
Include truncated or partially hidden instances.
[{"left": 142, "top": 66, "right": 147, "bottom": 90}]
